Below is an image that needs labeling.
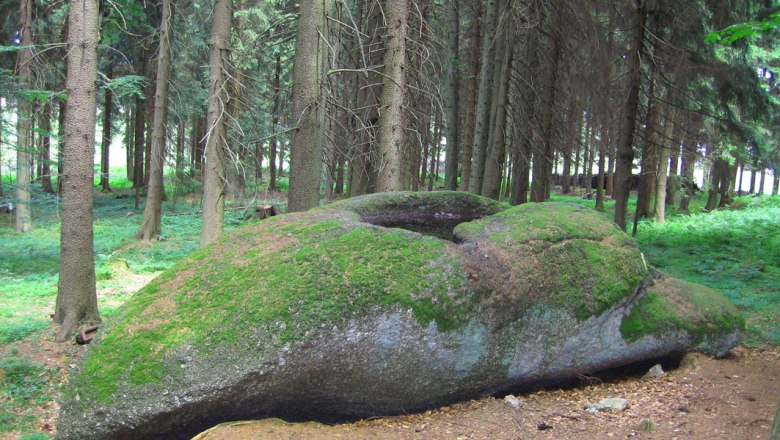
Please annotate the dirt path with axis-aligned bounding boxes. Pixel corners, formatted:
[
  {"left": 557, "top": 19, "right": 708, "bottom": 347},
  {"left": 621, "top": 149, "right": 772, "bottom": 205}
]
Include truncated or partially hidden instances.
[{"left": 195, "top": 348, "right": 780, "bottom": 440}]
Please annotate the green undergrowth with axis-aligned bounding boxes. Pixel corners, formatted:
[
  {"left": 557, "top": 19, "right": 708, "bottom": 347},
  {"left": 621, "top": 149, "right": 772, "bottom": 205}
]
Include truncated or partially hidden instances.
[
  {"left": 635, "top": 197, "right": 780, "bottom": 346},
  {"left": 77, "top": 214, "right": 469, "bottom": 403},
  {"left": 0, "top": 354, "right": 55, "bottom": 434},
  {"left": 0, "top": 186, "right": 247, "bottom": 350}
]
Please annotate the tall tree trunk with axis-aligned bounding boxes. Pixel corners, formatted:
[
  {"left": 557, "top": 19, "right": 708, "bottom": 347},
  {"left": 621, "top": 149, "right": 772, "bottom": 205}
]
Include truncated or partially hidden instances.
[
  {"left": 654, "top": 104, "right": 674, "bottom": 223},
  {"left": 678, "top": 137, "right": 696, "bottom": 212},
  {"left": 443, "top": 0, "right": 460, "bottom": 190},
  {"left": 531, "top": 0, "right": 563, "bottom": 202},
  {"left": 467, "top": 0, "right": 498, "bottom": 194},
  {"left": 14, "top": 0, "right": 33, "bottom": 233},
  {"left": 375, "top": 0, "right": 408, "bottom": 193},
  {"left": 614, "top": 1, "right": 645, "bottom": 231},
  {"left": 55, "top": 0, "right": 101, "bottom": 342},
  {"left": 749, "top": 167, "right": 756, "bottom": 194},
  {"left": 99, "top": 68, "right": 113, "bottom": 192},
  {"left": 200, "top": 0, "right": 232, "bottom": 245},
  {"left": 772, "top": 171, "right": 779, "bottom": 196},
  {"left": 40, "top": 102, "right": 54, "bottom": 193},
  {"left": 288, "top": 0, "right": 333, "bottom": 209},
  {"left": 137, "top": 0, "right": 176, "bottom": 241},
  {"left": 269, "top": 52, "right": 281, "bottom": 190},
  {"left": 595, "top": 118, "right": 608, "bottom": 211},
  {"left": 704, "top": 157, "right": 721, "bottom": 211},
  {"left": 481, "top": 18, "right": 513, "bottom": 200},
  {"left": 176, "top": 121, "right": 185, "bottom": 179},
  {"left": 718, "top": 161, "right": 737, "bottom": 207},
  {"left": 126, "top": 106, "right": 134, "bottom": 182},
  {"left": 758, "top": 169, "right": 765, "bottom": 194},
  {"left": 459, "top": 0, "right": 480, "bottom": 191}
]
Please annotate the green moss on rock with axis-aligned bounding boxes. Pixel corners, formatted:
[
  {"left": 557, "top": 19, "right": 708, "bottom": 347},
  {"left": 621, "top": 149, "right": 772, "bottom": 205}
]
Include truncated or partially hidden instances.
[
  {"left": 621, "top": 276, "right": 745, "bottom": 343},
  {"left": 455, "top": 203, "right": 647, "bottom": 321},
  {"left": 77, "top": 210, "right": 469, "bottom": 403}
]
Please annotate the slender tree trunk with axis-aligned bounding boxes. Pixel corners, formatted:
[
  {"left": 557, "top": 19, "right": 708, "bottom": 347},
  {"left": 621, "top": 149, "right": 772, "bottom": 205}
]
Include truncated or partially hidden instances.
[
  {"left": 200, "top": 0, "right": 232, "bottom": 245},
  {"left": 467, "top": 0, "right": 499, "bottom": 194},
  {"left": 269, "top": 53, "right": 281, "bottom": 190},
  {"left": 100, "top": 68, "right": 113, "bottom": 192},
  {"left": 288, "top": 0, "right": 333, "bottom": 208},
  {"left": 55, "top": 0, "right": 101, "bottom": 342},
  {"left": 126, "top": 106, "right": 134, "bottom": 182},
  {"left": 718, "top": 161, "right": 737, "bottom": 207},
  {"left": 614, "top": 1, "right": 645, "bottom": 231},
  {"left": 374, "top": 0, "right": 408, "bottom": 193},
  {"left": 459, "top": 0, "right": 480, "bottom": 191},
  {"left": 679, "top": 137, "right": 696, "bottom": 212},
  {"left": 772, "top": 171, "right": 779, "bottom": 196},
  {"left": 443, "top": 0, "right": 460, "bottom": 190},
  {"left": 758, "top": 169, "right": 765, "bottom": 194},
  {"left": 14, "top": 0, "right": 33, "bottom": 233},
  {"left": 481, "top": 18, "right": 513, "bottom": 200},
  {"left": 531, "top": 0, "right": 563, "bottom": 202},
  {"left": 137, "top": 0, "right": 176, "bottom": 241},
  {"left": 133, "top": 96, "right": 144, "bottom": 209},
  {"left": 40, "top": 102, "right": 54, "bottom": 193},
  {"left": 749, "top": 167, "right": 756, "bottom": 194},
  {"left": 176, "top": 121, "right": 185, "bottom": 179},
  {"left": 655, "top": 105, "right": 673, "bottom": 223},
  {"left": 595, "top": 118, "right": 608, "bottom": 211},
  {"left": 737, "top": 161, "right": 744, "bottom": 193},
  {"left": 705, "top": 158, "right": 721, "bottom": 211}
]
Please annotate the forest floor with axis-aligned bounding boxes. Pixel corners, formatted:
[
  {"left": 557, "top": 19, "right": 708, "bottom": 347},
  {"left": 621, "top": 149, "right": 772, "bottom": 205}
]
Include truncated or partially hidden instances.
[{"left": 1, "top": 189, "right": 778, "bottom": 439}]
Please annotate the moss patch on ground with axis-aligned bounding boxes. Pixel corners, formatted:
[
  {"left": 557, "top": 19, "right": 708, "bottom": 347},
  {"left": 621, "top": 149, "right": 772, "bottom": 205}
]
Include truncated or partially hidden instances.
[{"left": 621, "top": 276, "right": 745, "bottom": 343}]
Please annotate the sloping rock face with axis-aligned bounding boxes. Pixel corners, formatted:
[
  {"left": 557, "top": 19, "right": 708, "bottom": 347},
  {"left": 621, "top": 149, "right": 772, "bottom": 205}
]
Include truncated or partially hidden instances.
[{"left": 57, "top": 192, "right": 743, "bottom": 440}]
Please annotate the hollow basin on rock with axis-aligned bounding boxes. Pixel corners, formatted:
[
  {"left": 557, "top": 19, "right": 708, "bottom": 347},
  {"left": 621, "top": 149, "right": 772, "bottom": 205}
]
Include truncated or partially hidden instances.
[{"left": 57, "top": 191, "right": 744, "bottom": 440}]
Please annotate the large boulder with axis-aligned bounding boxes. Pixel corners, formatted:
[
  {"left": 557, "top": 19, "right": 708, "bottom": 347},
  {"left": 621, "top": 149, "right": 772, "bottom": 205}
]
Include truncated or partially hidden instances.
[{"left": 57, "top": 192, "right": 743, "bottom": 440}]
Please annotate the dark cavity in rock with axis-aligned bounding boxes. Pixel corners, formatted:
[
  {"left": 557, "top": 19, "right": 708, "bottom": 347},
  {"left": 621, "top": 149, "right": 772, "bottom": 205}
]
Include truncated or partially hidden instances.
[{"left": 361, "top": 211, "right": 485, "bottom": 241}]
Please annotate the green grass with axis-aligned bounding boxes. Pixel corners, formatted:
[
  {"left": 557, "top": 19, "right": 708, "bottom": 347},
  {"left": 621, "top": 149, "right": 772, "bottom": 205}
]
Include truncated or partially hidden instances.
[
  {"left": 551, "top": 192, "right": 779, "bottom": 346},
  {"left": 0, "top": 354, "right": 55, "bottom": 433},
  {"left": 0, "top": 175, "right": 253, "bottom": 434},
  {"left": 635, "top": 196, "right": 780, "bottom": 346}
]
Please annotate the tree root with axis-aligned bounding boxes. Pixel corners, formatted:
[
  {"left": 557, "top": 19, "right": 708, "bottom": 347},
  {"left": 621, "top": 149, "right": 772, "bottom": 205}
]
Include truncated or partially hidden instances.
[{"left": 76, "top": 324, "right": 102, "bottom": 345}]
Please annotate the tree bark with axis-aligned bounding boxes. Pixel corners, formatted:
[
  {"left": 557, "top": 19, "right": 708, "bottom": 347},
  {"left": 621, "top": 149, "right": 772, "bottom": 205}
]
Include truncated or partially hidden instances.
[
  {"left": 614, "top": 0, "right": 645, "bottom": 231},
  {"left": 99, "top": 68, "right": 113, "bottom": 192},
  {"left": 14, "top": 0, "right": 33, "bottom": 233},
  {"left": 459, "top": 0, "right": 480, "bottom": 191},
  {"left": 481, "top": 18, "right": 513, "bottom": 200},
  {"left": 679, "top": 137, "right": 696, "bottom": 212},
  {"left": 531, "top": 0, "right": 563, "bottom": 202},
  {"left": 654, "top": 104, "right": 674, "bottom": 223},
  {"left": 269, "top": 52, "right": 281, "bottom": 190},
  {"left": 467, "top": 0, "right": 498, "bottom": 194},
  {"left": 443, "top": 0, "right": 460, "bottom": 190},
  {"left": 288, "top": 0, "right": 333, "bottom": 209},
  {"left": 200, "top": 0, "right": 232, "bottom": 246},
  {"left": 137, "top": 0, "right": 176, "bottom": 241},
  {"left": 374, "top": 0, "right": 408, "bottom": 193},
  {"left": 40, "top": 102, "right": 54, "bottom": 194},
  {"left": 125, "top": 106, "right": 134, "bottom": 182},
  {"left": 55, "top": 0, "right": 101, "bottom": 342}
]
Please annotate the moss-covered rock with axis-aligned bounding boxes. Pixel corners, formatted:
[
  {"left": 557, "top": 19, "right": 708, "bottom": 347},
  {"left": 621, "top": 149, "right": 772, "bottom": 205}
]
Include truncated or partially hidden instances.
[
  {"left": 621, "top": 275, "right": 744, "bottom": 355},
  {"left": 57, "top": 193, "right": 741, "bottom": 440}
]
